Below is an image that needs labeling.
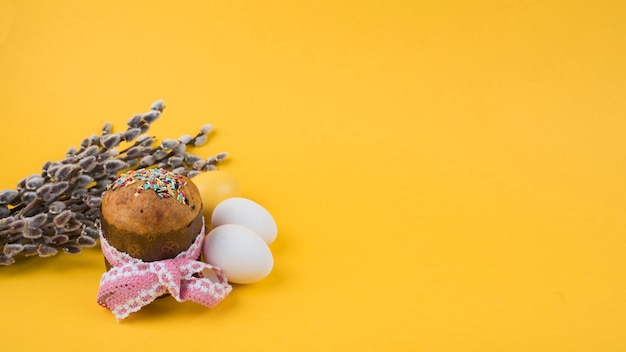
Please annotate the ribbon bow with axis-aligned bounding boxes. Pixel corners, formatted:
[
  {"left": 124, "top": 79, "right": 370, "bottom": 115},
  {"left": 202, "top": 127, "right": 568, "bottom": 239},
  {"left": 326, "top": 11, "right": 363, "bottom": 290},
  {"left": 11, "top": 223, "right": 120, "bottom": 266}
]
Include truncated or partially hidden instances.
[{"left": 96, "top": 223, "right": 231, "bottom": 320}]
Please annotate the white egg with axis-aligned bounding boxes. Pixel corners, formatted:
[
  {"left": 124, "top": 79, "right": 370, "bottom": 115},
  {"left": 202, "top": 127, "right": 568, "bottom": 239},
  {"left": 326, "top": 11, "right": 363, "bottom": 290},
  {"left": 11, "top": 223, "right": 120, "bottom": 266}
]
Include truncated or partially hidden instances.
[
  {"left": 203, "top": 224, "right": 274, "bottom": 284},
  {"left": 211, "top": 197, "right": 277, "bottom": 244}
]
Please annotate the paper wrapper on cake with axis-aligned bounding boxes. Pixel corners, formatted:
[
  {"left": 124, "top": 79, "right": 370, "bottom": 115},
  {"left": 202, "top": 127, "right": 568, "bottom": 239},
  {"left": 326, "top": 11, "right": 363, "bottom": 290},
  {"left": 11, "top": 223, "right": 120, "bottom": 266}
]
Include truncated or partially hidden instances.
[{"left": 100, "top": 168, "right": 203, "bottom": 268}]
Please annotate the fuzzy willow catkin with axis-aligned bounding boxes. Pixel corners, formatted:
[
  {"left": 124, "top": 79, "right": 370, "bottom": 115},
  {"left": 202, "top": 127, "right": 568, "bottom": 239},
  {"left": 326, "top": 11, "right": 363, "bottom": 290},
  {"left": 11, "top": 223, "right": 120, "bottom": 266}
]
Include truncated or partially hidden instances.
[{"left": 0, "top": 100, "right": 227, "bottom": 265}]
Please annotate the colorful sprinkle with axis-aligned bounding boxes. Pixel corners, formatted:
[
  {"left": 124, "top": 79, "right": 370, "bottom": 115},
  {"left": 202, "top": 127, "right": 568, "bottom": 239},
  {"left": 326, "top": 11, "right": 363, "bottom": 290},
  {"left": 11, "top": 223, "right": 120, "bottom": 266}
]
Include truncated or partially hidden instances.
[{"left": 107, "top": 168, "right": 190, "bottom": 206}]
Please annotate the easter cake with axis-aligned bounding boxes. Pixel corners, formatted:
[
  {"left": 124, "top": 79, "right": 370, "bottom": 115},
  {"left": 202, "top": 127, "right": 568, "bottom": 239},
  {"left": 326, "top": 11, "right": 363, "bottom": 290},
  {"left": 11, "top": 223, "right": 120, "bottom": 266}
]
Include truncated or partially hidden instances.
[
  {"left": 97, "top": 167, "right": 232, "bottom": 320},
  {"left": 100, "top": 168, "right": 204, "bottom": 266}
]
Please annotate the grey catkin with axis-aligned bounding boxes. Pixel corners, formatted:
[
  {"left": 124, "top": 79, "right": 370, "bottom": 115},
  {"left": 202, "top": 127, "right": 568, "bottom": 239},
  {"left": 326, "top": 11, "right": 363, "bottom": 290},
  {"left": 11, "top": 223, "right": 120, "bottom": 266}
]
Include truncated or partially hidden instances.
[{"left": 0, "top": 101, "right": 228, "bottom": 265}]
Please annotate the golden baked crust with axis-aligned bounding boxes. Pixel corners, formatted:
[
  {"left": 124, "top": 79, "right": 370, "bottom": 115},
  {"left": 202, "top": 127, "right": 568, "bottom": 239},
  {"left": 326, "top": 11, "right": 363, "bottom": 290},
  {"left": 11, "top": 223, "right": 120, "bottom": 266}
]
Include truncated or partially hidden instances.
[
  {"left": 101, "top": 176, "right": 201, "bottom": 235},
  {"left": 100, "top": 168, "right": 203, "bottom": 263}
]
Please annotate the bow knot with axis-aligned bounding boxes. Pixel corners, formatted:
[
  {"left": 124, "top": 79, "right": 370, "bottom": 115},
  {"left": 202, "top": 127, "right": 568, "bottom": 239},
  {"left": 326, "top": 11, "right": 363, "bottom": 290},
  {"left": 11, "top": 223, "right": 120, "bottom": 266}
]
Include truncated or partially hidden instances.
[{"left": 96, "top": 224, "right": 231, "bottom": 320}]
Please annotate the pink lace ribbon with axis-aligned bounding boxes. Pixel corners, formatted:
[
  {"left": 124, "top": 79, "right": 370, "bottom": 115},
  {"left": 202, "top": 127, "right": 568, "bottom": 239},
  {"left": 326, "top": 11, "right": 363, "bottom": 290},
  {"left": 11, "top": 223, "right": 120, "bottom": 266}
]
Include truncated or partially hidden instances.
[{"left": 96, "top": 223, "right": 232, "bottom": 320}]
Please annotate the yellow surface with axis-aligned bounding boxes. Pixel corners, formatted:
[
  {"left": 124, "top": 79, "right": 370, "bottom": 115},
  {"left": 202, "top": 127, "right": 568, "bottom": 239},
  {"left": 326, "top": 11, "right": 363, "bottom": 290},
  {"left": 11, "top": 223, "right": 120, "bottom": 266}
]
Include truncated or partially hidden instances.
[{"left": 1, "top": 1, "right": 626, "bottom": 350}]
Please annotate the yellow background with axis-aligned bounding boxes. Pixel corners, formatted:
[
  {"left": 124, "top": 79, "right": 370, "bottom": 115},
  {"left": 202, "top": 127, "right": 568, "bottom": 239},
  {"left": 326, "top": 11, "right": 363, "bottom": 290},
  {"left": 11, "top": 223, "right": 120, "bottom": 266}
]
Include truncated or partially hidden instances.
[{"left": 1, "top": 1, "right": 626, "bottom": 350}]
